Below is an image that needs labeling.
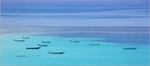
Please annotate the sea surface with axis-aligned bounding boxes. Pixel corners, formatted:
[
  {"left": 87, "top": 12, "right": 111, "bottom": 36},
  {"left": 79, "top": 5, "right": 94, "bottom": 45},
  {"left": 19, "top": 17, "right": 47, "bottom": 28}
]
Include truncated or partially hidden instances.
[{"left": 0, "top": 26, "right": 149, "bottom": 66}]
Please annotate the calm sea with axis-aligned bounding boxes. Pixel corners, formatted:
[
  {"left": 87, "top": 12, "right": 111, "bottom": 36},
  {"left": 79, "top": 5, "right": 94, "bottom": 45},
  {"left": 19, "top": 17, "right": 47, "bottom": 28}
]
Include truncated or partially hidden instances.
[
  {"left": 1, "top": 26, "right": 149, "bottom": 45},
  {"left": 0, "top": 26, "right": 149, "bottom": 66}
]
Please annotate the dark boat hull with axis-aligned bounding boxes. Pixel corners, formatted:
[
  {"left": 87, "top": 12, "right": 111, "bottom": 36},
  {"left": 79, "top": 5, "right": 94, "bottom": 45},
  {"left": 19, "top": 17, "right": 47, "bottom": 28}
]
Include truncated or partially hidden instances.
[
  {"left": 38, "top": 44, "right": 48, "bottom": 46},
  {"left": 23, "top": 37, "right": 29, "bottom": 39},
  {"left": 49, "top": 51, "right": 65, "bottom": 54},
  {"left": 123, "top": 47, "right": 137, "bottom": 50},
  {"left": 14, "top": 39, "right": 25, "bottom": 42},
  {"left": 26, "top": 47, "right": 41, "bottom": 49},
  {"left": 41, "top": 41, "right": 51, "bottom": 43},
  {"left": 89, "top": 43, "right": 100, "bottom": 46}
]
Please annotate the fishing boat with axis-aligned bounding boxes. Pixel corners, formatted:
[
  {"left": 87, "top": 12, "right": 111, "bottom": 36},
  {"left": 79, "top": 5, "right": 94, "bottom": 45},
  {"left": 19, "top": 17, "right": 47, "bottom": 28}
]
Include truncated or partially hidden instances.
[
  {"left": 89, "top": 43, "right": 100, "bottom": 46},
  {"left": 70, "top": 40, "right": 79, "bottom": 43},
  {"left": 49, "top": 51, "right": 65, "bottom": 54},
  {"left": 14, "top": 39, "right": 25, "bottom": 42},
  {"left": 26, "top": 46, "right": 41, "bottom": 49},
  {"left": 41, "top": 41, "right": 51, "bottom": 43},
  {"left": 23, "top": 36, "right": 29, "bottom": 39},
  {"left": 38, "top": 44, "right": 48, "bottom": 46},
  {"left": 123, "top": 47, "right": 137, "bottom": 50}
]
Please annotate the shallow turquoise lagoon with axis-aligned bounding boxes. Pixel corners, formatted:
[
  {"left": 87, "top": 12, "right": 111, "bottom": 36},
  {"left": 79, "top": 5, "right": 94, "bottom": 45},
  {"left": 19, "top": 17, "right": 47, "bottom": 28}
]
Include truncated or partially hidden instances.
[{"left": 0, "top": 35, "right": 149, "bottom": 66}]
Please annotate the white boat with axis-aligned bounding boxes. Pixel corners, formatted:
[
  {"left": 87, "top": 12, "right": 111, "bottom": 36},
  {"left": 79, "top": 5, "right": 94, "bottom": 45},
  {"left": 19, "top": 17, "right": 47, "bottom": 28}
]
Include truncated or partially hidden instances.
[
  {"left": 26, "top": 46, "right": 41, "bottom": 49},
  {"left": 38, "top": 44, "right": 48, "bottom": 46},
  {"left": 14, "top": 39, "right": 25, "bottom": 42},
  {"left": 41, "top": 41, "right": 51, "bottom": 43},
  {"left": 89, "top": 43, "right": 100, "bottom": 46},
  {"left": 70, "top": 40, "right": 79, "bottom": 43},
  {"left": 49, "top": 51, "right": 65, "bottom": 54}
]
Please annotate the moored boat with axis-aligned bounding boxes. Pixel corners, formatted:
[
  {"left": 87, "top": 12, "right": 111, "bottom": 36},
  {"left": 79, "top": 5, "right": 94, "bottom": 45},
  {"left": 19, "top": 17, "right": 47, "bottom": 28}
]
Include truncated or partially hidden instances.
[
  {"left": 14, "top": 39, "right": 25, "bottom": 42},
  {"left": 70, "top": 40, "right": 79, "bottom": 43},
  {"left": 26, "top": 46, "right": 41, "bottom": 49},
  {"left": 89, "top": 43, "right": 100, "bottom": 46},
  {"left": 41, "top": 41, "right": 51, "bottom": 43},
  {"left": 38, "top": 44, "right": 48, "bottom": 46},
  {"left": 49, "top": 51, "right": 65, "bottom": 54},
  {"left": 23, "top": 36, "right": 29, "bottom": 39},
  {"left": 123, "top": 47, "right": 137, "bottom": 50}
]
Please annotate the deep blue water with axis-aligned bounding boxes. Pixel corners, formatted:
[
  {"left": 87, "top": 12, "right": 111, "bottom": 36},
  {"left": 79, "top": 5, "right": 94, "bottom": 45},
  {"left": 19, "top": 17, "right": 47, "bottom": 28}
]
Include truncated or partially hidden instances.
[{"left": 1, "top": 26, "right": 149, "bottom": 45}]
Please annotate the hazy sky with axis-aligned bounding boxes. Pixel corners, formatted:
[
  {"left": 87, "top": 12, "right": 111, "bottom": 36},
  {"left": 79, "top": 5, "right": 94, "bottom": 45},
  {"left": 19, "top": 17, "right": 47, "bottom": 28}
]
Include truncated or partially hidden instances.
[{"left": 1, "top": 0, "right": 149, "bottom": 27}]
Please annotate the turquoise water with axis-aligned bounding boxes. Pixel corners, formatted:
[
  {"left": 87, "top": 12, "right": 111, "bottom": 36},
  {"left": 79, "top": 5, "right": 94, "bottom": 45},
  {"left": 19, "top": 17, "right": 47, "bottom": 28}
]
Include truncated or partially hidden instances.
[{"left": 0, "top": 26, "right": 149, "bottom": 66}]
